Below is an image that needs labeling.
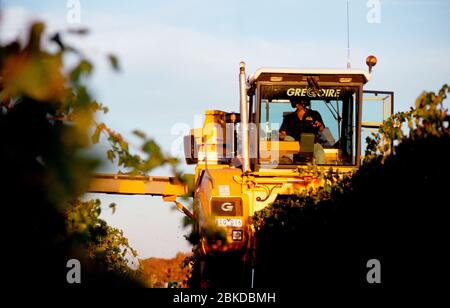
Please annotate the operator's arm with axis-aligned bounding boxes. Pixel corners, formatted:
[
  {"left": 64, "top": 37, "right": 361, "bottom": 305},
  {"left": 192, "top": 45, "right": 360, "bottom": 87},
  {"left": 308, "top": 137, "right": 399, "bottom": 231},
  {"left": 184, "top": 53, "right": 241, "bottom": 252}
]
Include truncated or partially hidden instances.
[
  {"left": 279, "top": 114, "right": 291, "bottom": 140},
  {"left": 314, "top": 121, "right": 325, "bottom": 132},
  {"left": 312, "top": 111, "right": 325, "bottom": 132}
]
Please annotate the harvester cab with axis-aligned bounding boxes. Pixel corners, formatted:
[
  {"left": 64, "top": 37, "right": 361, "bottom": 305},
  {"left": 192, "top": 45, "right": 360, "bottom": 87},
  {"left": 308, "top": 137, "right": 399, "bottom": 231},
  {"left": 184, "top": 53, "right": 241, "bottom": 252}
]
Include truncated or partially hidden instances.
[{"left": 183, "top": 56, "right": 393, "bottom": 256}]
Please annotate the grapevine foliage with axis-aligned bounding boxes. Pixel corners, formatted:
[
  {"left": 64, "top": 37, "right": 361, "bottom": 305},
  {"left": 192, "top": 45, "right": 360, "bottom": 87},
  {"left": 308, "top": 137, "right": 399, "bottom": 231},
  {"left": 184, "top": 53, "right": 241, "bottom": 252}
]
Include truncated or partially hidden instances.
[{"left": 0, "top": 22, "right": 178, "bottom": 286}]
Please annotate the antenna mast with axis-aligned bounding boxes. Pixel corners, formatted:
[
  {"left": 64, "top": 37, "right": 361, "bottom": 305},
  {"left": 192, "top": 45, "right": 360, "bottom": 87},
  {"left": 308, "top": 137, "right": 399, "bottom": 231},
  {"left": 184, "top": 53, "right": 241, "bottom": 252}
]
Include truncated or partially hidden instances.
[{"left": 346, "top": 0, "right": 351, "bottom": 69}]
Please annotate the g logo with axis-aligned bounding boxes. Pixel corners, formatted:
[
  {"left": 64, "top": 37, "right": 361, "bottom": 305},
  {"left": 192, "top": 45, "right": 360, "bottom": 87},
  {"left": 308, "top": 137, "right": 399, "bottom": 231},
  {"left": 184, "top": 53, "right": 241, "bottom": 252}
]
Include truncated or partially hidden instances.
[
  {"left": 220, "top": 202, "right": 234, "bottom": 212},
  {"left": 306, "top": 87, "right": 316, "bottom": 97}
]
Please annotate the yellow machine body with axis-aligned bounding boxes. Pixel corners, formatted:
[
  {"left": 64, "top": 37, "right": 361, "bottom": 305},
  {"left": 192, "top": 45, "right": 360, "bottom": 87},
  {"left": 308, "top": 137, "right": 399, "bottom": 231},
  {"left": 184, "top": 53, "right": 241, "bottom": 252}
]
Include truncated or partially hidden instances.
[{"left": 186, "top": 66, "right": 393, "bottom": 255}]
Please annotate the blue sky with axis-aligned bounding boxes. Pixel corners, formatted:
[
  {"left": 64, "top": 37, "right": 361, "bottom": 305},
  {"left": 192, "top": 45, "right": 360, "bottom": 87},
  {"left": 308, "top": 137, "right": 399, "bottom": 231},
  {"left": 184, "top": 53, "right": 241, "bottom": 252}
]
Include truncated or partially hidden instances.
[{"left": 1, "top": 0, "right": 449, "bottom": 258}]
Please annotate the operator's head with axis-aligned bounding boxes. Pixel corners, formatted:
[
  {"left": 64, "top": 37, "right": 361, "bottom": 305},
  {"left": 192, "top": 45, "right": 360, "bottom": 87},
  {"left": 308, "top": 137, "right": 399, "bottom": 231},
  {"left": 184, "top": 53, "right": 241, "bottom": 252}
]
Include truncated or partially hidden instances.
[{"left": 291, "top": 97, "right": 310, "bottom": 109}]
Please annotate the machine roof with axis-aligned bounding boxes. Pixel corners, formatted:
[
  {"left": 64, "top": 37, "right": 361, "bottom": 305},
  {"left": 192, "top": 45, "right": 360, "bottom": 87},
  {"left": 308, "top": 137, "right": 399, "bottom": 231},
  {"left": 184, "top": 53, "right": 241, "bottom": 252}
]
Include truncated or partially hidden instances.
[{"left": 249, "top": 67, "right": 371, "bottom": 84}]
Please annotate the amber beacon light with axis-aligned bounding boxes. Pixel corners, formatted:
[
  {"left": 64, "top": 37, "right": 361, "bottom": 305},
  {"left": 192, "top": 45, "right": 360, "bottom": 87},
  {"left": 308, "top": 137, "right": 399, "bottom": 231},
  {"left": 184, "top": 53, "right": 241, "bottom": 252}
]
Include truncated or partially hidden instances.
[{"left": 366, "top": 55, "right": 378, "bottom": 73}]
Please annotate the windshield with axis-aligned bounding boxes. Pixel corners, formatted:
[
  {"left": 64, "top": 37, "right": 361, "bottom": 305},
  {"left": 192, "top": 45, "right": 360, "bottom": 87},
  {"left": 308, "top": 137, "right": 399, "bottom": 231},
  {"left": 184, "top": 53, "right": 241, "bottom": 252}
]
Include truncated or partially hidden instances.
[{"left": 258, "top": 84, "right": 358, "bottom": 167}]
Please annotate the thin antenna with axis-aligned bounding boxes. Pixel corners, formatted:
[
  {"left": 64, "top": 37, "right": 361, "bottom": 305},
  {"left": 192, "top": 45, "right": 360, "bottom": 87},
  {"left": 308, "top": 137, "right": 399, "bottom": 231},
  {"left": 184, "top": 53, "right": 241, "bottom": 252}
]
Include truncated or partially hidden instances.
[{"left": 346, "top": 0, "right": 351, "bottom": 69}]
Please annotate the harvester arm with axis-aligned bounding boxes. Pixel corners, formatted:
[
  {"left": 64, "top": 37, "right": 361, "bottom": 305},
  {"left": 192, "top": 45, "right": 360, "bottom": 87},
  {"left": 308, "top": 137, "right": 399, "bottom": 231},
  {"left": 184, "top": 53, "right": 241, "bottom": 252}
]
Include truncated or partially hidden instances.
[{"left": 88, "top": 173, "right": 193, "bottom": 218}]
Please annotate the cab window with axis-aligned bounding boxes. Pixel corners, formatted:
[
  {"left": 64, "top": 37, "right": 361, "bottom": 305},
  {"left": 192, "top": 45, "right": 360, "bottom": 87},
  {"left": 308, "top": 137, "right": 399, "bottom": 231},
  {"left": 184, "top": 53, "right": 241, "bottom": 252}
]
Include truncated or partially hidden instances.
[{"left": 258, "top": 84, "right": 358, "bottom": 166}]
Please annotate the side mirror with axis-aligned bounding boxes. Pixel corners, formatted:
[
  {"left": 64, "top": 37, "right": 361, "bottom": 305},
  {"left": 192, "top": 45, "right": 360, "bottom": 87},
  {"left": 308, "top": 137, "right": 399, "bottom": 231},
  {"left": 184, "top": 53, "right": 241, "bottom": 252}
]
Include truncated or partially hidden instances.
[{"left": 183, "top": 134, "right": 198, "bottom": 165}]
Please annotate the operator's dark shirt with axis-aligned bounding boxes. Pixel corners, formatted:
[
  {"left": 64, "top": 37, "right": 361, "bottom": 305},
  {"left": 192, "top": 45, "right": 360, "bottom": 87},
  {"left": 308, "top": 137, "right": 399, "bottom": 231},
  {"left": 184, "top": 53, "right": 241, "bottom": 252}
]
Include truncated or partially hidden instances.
[{"left": 280, "top": 109, "right": 324, "bottom": 141}]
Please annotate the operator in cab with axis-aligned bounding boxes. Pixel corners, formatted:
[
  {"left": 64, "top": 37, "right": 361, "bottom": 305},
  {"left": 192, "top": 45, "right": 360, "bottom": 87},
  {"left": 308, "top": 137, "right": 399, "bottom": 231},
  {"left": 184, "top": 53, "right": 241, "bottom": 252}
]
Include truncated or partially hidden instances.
[{"left": 279, "top": 98, "right": 326, "bottom": 164}]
